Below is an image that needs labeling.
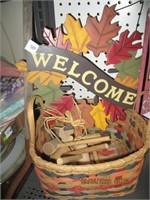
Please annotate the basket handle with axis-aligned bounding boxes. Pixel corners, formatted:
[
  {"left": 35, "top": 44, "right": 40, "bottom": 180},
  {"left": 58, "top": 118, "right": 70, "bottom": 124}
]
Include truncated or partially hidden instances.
[{"left": 27, "top": 95, "right": 44, "bottom": 145}]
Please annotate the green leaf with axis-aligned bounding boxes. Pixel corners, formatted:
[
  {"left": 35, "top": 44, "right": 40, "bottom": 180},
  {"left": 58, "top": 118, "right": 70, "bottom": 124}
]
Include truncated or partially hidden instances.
[
  {"left": 31, "top": 79, "right": 63, "bottom": 105},
  {"left": 114, "top": 51, "right": 141, "bottom": 79}
]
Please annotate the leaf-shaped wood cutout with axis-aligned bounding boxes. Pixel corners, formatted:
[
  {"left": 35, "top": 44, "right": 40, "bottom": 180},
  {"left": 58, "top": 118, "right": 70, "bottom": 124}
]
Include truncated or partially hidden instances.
[
  {"left": 26, "top": 71, "right": 66, "bottom": 86},
  {"left": 115, "top": 75, "right": 139, "bottom": 89},
  {"left": 106, "top": 30, "right": 142, "bottom": 65},
  {"left": 15, "top": 60, "right": 27, "bottom": 72},
  {"left": 31, "top": 80, "right": 63, "bottom": 105},
  {"left": 85, "top": 4, "right": 121, "bottom": 57},
  {"left": 90, "top": 101, "right": 110, "bottom": 131},
  {"left": 102, "top": 99, "right": 126, "bottom": 122},
  {"left": 114, "top": 51, "right": 141, "bottom": 79},
  {"left": 43, "top": 27, "right": 71, "bottom": 50},
  {"left": 72, "top": 99, "right": 94, "bottom": 129},
  {"left": 63, "top": 14, "right": 90, "bottom": 54},
  {"left": 50, "top": 95, "right": 74, "bottom": 114}
]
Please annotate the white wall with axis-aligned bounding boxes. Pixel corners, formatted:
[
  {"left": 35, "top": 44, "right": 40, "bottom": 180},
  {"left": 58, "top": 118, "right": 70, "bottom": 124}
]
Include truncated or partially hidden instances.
[{"left": 0, "top": 0, "right": 24, "bottom": 64}]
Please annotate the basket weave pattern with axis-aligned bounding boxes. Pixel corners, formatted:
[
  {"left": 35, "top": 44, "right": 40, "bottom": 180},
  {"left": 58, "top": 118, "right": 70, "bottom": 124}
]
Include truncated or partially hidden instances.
[{"left": 28, "top": 96, "right": 150, "bottom": 199}]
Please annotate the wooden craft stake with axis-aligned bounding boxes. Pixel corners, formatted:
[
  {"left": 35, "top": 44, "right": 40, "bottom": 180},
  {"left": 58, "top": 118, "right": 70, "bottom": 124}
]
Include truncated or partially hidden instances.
[
  {"left": 42, "top": 136, "right": 110, "bottom": 157},
  {"left": 66, "top": 143, "right": 108, "bottom": 155},
  {"left": 57, "top": 155, "right": 83, "bottom": 165}
]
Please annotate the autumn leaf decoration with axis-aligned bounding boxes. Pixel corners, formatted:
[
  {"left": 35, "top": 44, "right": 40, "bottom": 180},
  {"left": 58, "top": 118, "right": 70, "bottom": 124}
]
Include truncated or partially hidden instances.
[
  {"left": 43, "top": 95, "right": 74, "bottom": 126},
  {"left": 31, "top": 79, "right": 63, "bottom": 105},
  {"left": 56, "top": 99, "right": 93, "bottom": 137},
  {"left": 102, "top": 99, "right": 126, "bottom": 122},
  {"left": 115, "top": 76, "right": 139, "bottom": 90},
  {"left": 85, "top": 4, "right": 121, "bottom": 57},
  {"left": 43, "top": 27, "right": 71, "bottom": 50},
  {"left": 50, "top": 95, "right": 74, "bottom": 114},
  {"left": 26, "top": 71, "right": 66, "bottom": 86},
  {"left": 106, "top": 30, "right": 143, "bottom": 65},
  {"left": 63, "top": 14, "right": 90, "bottom": 54},
  {"left": 15, "top": 60, "right": 27, "bottom": 72},
  {"left": 72, "top": 99, "right": 94, "bottom": 129},
  {"left": 90, "top": 101, "right": 110, "bottom": 131},
  {"left": 114, "top": 51, "right": 141, "bottom": 80}
]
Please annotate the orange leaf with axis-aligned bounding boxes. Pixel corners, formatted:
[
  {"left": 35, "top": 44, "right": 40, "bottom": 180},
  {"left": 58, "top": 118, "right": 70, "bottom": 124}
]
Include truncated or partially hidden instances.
[
  {"left": 63, "top": 14, "right": 90, "bottom": 54},
  {"left": 115, "top": 75, "right": 139, "bottom": 89},
  {"left": 26, "top": 71, "right": 66, "bottom": 86},
  {"left": 72, "top": 100, "right": 94, "bottom": 128}
]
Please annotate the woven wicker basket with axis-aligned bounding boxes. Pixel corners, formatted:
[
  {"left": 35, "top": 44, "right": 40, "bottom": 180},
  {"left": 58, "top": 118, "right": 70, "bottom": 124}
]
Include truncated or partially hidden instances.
[{"left": 27, "top": 95, "right": 150, "bottom": 199}]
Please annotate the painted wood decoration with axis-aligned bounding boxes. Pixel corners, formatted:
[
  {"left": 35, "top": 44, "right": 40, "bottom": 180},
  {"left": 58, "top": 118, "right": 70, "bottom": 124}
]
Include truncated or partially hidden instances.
[{"left": 24, "top": 1, "right": 149, "bottom": 131}]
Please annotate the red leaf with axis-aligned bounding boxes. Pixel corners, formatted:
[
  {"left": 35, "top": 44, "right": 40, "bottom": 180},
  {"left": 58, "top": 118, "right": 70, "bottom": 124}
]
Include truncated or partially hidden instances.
[
  {"left": 102, "top": 99, "right": 126, "bottom": 122},
  {"left": 106, "top": 30, "right": 142, "bottom": 65},
  {"left": 50, "top": 95, "right": 74, "bottom": 114},
  {"left": 43, "top": 95, "right": 74, "bottom": 126},
  {"left": 43, "top": 27, "right": 71, "bottom": 50}
]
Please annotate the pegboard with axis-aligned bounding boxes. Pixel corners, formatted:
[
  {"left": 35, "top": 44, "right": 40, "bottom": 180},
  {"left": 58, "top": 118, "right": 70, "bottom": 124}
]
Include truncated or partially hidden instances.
[{"left": 52, "top": 0, "right": 149, "bottom": 100}]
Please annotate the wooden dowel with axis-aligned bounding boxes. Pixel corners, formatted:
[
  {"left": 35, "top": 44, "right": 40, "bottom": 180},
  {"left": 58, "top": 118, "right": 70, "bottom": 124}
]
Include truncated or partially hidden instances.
[
  {"left": 65, "top": 143, "right": 108, "bottom": 155},
  {"left": 57, "top": 155, "right": 83, "bottom": 165},
  {"left": 58, "top": 136, "right": 110, "bottom": 148},
  {"left": 81, "top": 133, "right": 101, "bottom": 139}
]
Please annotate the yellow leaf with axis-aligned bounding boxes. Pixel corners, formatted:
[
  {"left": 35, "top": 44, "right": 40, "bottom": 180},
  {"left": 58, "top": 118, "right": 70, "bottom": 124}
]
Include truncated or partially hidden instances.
[
  {"left": 15, "top": 60, "right": 27, "bottom": 71},
  {"left": 63, "top": 14, "right": 90, "bottom": 54},
  {"left": 90, "top": 101, "right": 110, "bottom": 131},
  {"left": 115, "top": 75, "right": 138, "bottom": 89},
  {"left": 26, "top": 71, "right": 66, "bottom": 86}
]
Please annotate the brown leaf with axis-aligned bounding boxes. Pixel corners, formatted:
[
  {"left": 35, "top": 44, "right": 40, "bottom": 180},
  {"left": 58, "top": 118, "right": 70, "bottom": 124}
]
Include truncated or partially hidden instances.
[
  {"left": 85, "top": 4, "right": 121, "bottom": 56},
  {"left": 71, "top": 100, "right": 94, "bottom": 137}
]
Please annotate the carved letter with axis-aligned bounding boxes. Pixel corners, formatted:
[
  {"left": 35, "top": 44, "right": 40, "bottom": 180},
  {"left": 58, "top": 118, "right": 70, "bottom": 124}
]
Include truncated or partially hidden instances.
[
  {"left": 122, "top": 92, "right": 137, "bottom": 105},
  {"left": 94, "top": 79, "right": 109, "bottom": 93},
  {"left": 105, "top": 86, "right": 124, "bottom": 102},
  {"left": 53, "top": 55, "right": 68, "bottom": 71},
  {"left": 68, "top": 61, "right": 81, "bottom": 78},
  {"left": 32, "top": 53, "right": 53, "bottom": 67},
  {"left": 82, "top": 71, "right": 97, "bottom": 85}
]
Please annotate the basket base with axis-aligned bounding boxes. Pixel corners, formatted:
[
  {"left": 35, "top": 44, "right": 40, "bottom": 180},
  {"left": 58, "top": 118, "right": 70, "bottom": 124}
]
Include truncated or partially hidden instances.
[{"left": 43, "top": 187, "right": 136, "bottom": 200}]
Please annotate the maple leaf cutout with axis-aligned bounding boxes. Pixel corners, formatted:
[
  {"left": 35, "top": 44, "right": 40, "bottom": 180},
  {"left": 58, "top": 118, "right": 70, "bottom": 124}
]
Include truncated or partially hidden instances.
[
  {"left": 102, "top": 99, "right": 126, "bottom": 122},
  {"left": 72, "top": 99, "right": 94, "bottom": 128},
  {"left": 114, "top": 51, "right": 141, "bottom": 79},
  {"left": 43, "top": 27, "right": 71, "bottom": 50},
  {"left": 31, "top": 80, "right": 63, "bottom": 105},
  {"left": 26, "top": 71, "right": 66, "bottom": 86},
  {"left": 90, "top": 101, "right": 110, "bottom": 131},
  {"left": 15, "top": 60, "right": 27, "bottom": 72},
  {"left": 43, "top": 95, "right": 74, "bottom": 127},
  {"left": 106, "top": 30, "right": 142, "bottom": 65},
  {"left": 63, "top": 14, "right": 90, "bottom": 54},
  {"left": 50, "top": 95, "right": 74, "bottom": 114},
  {"left": 85, "top": 4, "right": 121, "bottom": 57},
  {"left": 115, "top": 75, "right": 139, "bottom": 90}
]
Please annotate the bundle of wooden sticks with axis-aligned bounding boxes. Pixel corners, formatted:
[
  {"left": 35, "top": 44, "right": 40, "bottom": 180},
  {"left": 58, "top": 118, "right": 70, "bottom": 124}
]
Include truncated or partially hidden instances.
[{"left": 42, "top": 126, "right": 118, "bottom": 165}]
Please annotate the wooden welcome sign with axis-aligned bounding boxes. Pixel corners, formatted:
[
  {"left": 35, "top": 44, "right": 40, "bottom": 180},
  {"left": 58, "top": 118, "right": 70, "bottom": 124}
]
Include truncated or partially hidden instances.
[{"left": 26, "top": 45, "right": 137, "bottom": 109}]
